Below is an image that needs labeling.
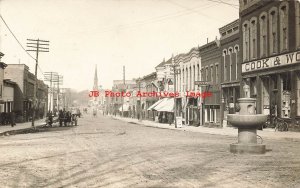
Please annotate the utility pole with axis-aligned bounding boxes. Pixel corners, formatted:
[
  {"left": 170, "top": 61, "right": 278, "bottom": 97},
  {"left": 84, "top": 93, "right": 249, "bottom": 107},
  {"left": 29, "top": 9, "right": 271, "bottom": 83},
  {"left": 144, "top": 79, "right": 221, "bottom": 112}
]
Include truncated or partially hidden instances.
[
  {"left": 56, "top": 75, "right": 63, "bottom": 111},
  {"left": 171, "top": 54, "right": 180, "bottom": 128},
  {"left": 27, "top": 38, "right": 49, "bottom": 127},
  {"left": 122, "top": 66, "right": 125, "bottom": 117},
  {"left": 138, "top": 77, "right": 142, "bottom": 121},
  {"left": 44, "top": 72, "right": 58, "bottom": 112}
]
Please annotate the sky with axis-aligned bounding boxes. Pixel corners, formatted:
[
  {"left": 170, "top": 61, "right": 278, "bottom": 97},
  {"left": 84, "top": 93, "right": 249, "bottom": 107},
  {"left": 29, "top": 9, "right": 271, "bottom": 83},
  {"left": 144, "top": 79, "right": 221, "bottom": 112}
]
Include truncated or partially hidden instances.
[{"left": 0, "top": 0, "right": 239, "bottom": 91}]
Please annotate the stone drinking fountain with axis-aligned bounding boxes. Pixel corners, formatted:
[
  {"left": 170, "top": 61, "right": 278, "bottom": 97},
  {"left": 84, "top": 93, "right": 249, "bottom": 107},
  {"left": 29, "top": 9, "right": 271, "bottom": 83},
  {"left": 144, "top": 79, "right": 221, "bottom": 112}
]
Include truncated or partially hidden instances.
[{"left": 227, "top": 84, "right": 268, "bottom": 154}]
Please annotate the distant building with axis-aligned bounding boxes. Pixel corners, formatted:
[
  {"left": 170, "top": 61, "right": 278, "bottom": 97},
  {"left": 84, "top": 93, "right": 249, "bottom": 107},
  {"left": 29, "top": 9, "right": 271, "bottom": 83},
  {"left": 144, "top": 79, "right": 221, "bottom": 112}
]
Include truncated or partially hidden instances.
[
  {"left": 4, "top": 64, "right": 48, "bottom": 122},
  {"left": 106, "top": 80, "right": 136, "bottom": 117},
  {"left": 199, "top": 39, "right": 221, "bottom": 126},
  {"left": 175, "top": 47, "right": 201, "bottom": 126}
]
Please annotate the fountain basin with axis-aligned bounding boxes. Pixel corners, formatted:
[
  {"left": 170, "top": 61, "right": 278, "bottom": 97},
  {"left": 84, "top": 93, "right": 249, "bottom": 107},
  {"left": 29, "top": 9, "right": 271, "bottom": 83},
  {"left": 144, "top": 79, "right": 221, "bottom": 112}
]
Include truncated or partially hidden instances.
[{"left": 227, "top": 114, "right": 267, "bottom": 129}]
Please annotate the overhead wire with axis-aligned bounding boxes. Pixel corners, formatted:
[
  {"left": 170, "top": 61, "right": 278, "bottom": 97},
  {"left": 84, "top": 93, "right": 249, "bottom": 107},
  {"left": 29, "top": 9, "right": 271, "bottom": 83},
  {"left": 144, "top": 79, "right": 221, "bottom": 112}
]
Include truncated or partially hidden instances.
[
  {"left": 96, "top": 2, "right": 218, "bottom": 34},
  {"left": 0, "top": 14, "right": 36, "bottom": 61},
  {"left": 0, "top": 14, "right": 45, "bottom": 77}
]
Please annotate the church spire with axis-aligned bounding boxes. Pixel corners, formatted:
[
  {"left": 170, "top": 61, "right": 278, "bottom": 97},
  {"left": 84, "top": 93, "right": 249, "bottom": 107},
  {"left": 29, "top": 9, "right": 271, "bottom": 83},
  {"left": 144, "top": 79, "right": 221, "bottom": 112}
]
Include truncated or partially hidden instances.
[{"left": 93, "top": 64, "right": 98, "bottom": 91}]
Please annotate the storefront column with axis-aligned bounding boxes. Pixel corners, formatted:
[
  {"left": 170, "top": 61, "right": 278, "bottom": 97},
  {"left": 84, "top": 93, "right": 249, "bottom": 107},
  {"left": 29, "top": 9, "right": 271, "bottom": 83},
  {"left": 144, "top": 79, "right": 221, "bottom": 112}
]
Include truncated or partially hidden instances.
[
  {"left": 233, "top": 87, "right": 236, "bottom": 113},
  {"left": 220, "top": 88, "right": 224, "bottom": 126},
  {"left": 291, "top": 70, "right": 296, "bottom": 125},
  {"left": 256, "top": 76, "right": 262, "bottom": 114},
  {"left": 277, "top": 74, "right": 282, "bottom": 117}
]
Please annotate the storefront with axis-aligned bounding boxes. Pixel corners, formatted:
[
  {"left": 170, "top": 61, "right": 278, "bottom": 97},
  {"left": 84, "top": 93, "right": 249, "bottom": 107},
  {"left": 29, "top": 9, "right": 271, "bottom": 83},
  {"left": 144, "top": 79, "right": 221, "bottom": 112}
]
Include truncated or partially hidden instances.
[
  {"left": 221, "top": 82, "right": 240, "bottom": 126},
  {"left": 242, "top": 50, "right": 300, "bottom": 128}
]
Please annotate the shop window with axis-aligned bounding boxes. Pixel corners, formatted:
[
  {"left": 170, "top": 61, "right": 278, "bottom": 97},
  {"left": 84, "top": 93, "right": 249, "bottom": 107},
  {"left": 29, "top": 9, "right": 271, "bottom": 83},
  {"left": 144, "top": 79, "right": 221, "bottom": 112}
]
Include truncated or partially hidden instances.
[
  {"left": 250, "top": 77, "right": 257, "bottom": 96},
  {"left": 282, "top": 72, "right": 291, "bottom": 118},
  {"left": 282, "top": 72, "right": 291, "bottom": 91}
]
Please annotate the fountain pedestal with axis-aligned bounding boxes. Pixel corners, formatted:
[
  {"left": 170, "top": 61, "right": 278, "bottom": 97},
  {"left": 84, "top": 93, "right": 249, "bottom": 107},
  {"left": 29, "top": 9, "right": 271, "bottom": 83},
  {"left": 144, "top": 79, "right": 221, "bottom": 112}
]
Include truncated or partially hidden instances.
[{"left": 227, "top": 98, "right": 267, "bottom": 154}]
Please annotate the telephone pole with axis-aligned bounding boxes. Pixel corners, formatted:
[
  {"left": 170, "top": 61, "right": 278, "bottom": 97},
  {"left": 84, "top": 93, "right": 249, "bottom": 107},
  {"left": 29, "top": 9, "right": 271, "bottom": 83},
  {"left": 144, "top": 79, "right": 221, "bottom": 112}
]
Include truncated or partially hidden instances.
[
  {"left": 122, "top": 66, "right": 125, "bottom": 117},
  {"left": 44, "top": 72, "right": 58, "bottom": 112},
  {"left": 170, "top": 54, "right": 180, "bottom": 128},
  {"left": 27, "top": 38, "right": 49, "bottom": 127}
]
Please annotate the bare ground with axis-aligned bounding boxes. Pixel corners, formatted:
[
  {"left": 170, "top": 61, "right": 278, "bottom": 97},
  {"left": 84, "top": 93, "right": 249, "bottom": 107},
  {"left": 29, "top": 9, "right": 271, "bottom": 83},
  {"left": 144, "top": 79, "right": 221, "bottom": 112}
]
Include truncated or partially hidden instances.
[{"left": 0, "top": 115, "right": 299, "bottom": 188}]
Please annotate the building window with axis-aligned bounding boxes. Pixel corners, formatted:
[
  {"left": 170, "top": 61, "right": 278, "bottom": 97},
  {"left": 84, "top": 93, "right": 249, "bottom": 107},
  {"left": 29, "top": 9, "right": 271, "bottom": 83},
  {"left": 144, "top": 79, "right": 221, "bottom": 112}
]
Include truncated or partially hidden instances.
[
  {"left": 259, "top": 13, "right": 268, "bottom": 57},
  {"left": 193, "top": 65, "right": 196, "bottom": 90},
  {"left": 250, "top": 17, "right": 257, "bottom": 59},
  {"left": 185, "top": 68, "right": 189, "bottom": 90},
  {"left": 296, "top": 1, "right": 300, "bottom": 48},
  {"left": 296, "top": 73, "right": 300, "bottom": 116},
  {"left": 223, "top": 49, "right": 227, "bottom": 81},
  {"left": 269, "top": 8, "right": 278, "bottom": 54},
  {"left": 234, "top": 45, "right": 239, "bottom": 80},
  {"left": 215, "top": 64, "right": 219, "bottom": 83},
  {"left": 243, "top": 21, "right": 250, "bottom": 61},
  {"left": 243, "top": 0, "right": 247, "bottom": 5},
  {"left": 280, "top": 3, "right": 289, "bottom": 52},
  {"left": 210, "top": 66, "right": 214, "bottom": 82},
  {"left": 229, "top": 47, "right": 233, "bottom": 81},
  {"left": 206, "top": 67, "right": 209, "bottom": 81}
]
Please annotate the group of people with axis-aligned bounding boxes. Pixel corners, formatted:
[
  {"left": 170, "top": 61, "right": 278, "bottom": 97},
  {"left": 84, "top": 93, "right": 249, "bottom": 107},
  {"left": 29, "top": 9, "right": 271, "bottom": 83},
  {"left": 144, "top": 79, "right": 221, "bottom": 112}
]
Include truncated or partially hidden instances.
[
  {"left": 58, "top": 109, "right": 78, "bottom": 127},
  {"left": 0, "top": 112, "right": 16, "bottom": 127}
]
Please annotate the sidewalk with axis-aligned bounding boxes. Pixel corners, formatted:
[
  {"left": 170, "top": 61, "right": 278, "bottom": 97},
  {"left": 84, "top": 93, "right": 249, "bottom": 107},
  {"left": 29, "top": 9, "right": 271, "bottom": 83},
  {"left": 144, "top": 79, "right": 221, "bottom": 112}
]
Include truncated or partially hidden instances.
[
  {"left": 0, "top": 119, "right": 47, "bottom": 135},
  {"left": 111, "top": 116, "right": 300, "bottom": 141}
]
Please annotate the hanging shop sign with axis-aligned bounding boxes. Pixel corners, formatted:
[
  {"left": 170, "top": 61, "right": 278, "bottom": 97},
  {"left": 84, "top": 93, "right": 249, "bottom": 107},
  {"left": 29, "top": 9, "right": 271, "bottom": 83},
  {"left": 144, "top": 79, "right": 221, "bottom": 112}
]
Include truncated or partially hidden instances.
[{"left": 242, "top": 51, "right": 300, "bottom": 73}]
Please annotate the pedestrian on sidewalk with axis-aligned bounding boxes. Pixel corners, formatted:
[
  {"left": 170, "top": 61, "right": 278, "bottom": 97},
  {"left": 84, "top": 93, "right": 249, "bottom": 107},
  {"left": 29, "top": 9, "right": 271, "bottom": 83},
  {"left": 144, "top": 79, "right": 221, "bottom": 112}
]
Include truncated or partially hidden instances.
[
  {"left": 167, "top": 112, "right": 173, "bottom": 126},
  {"left": 10, "top": 111, "right": 16, "bottom": 127}
]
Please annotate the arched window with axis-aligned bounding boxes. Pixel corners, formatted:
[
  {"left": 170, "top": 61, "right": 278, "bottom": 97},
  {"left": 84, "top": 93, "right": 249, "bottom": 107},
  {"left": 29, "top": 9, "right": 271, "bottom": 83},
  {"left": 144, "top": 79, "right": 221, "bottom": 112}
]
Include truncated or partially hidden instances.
[
  {"left": 223, "top": 49, "right": 227, "bottom": 81},
  {"left": 259, "top": 12, "right": 268, "bottom": 57},
  {"left": 234, "top": 45, "right": 239, "bottom": 52},
  {"left": 296, "top": 1, "right": 300, "bottom": 48},
  {"left": 243, "top": 21, "right": 250, "bottom": 61},
  {"left": 228, "top": 48, "right": 233, "bottom": 81},
  {"left": 269, "top": 8, "right": 278, "bottom": 54},
  {"left": 250, "top": 17, "right": 257, "bottom": 59},
  {"left": 234, "top": 45, "right": 239, "bottom": 80},
  {"left": 280, "top": 2, "right": 289, "bottom": 52}
]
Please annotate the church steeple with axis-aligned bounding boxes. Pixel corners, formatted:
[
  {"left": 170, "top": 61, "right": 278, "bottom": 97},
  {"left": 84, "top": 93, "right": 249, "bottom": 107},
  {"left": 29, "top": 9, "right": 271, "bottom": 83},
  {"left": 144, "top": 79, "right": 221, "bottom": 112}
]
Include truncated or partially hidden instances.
[{"left": 93, "top": 64, "right": 98, "bottom": 91}]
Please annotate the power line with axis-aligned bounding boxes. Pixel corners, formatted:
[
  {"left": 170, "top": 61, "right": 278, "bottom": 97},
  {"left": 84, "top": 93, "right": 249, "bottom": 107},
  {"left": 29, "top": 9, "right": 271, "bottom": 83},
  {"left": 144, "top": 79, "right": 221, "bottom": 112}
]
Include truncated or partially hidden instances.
[
  {"left": 166, "top": 0, "right": 225, "bottom": 23},
  {"left": 0, "top": 14, "right": 46, "bottom": 76},
  {"left": 206, "top": 0, "right": 239, "bottom": 9},
  {"left": 96, "top": 3, "right": 218, "bottom": 34},
  {"left": 0, "top": 14, "right": 36, "bottom": 61}
]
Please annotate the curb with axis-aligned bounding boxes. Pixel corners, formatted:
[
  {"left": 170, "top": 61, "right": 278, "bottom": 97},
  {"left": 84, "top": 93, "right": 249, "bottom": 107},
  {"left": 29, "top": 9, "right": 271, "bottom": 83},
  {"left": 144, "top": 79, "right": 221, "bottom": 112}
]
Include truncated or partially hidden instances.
[
  {"left": 112, "top": 116, "right": 300, "bottom": 142},
  {"left": 0, "top": 124, "right": 46, "bottom": 136}
]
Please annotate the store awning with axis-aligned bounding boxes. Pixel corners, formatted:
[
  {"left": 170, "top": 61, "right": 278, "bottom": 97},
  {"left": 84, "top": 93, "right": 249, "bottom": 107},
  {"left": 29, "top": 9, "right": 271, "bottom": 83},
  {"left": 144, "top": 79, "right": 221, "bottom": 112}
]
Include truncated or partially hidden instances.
[
  {"left": 119, "top": 103, "right": 130, "bottom": 111},
  {"left": 154, "top": 98, "right": 174, "bottom": 112},
  {"left": 147, "top": 99, "right": 164, "bottom": 111}
]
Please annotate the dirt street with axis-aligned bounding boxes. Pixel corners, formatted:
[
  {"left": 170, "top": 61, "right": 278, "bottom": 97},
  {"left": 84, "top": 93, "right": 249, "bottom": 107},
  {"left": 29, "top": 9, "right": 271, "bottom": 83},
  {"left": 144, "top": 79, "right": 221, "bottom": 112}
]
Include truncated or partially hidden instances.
[{"left": 0, "top": 115, "right": 299, "bottom": 188}]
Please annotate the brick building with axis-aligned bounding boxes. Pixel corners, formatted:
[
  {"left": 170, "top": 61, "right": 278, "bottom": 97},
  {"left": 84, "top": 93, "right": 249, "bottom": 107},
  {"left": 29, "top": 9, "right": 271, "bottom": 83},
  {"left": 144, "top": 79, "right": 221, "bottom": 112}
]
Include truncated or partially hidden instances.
[
  {"left": 219, "top": 19, "right": 242, "bottom": 127},
  {"left": 199, "top": 39, "right": 221, "bottom": 126},
  {"left": 239, "top": 0, "right": 300, "bottom": 129},
  {"left": 4, "top": 64, "right": 48, "bottom": 122}
]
